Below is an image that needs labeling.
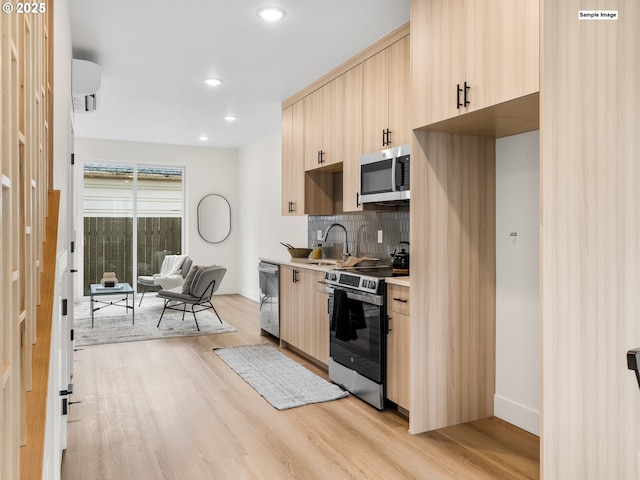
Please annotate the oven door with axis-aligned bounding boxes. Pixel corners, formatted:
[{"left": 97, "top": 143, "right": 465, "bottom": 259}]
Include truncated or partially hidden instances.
[{"left": 327, "top": 285, "right": 385, "bottom": 384}]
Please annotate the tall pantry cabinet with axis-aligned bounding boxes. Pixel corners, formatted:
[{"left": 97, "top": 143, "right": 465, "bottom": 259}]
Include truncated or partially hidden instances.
[{"left": 409, "top": 0, "right": 538, "bottom": 433}]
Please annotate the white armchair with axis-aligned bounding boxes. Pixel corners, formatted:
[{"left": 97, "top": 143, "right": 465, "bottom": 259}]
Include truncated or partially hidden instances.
[{"left": 137, "top": 255, "right": 192, "bottom": 306}]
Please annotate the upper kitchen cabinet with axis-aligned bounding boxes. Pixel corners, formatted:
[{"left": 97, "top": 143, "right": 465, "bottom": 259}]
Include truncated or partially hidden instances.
[
  {"left": 282, "top": 103, "right": 305, "bottom": 216},
  {"left": 304, "top": 76, "right": 345, "bottom": 171},
  {"left": 363, "top": 35, "right": 411, "bottom": 154},
  {"left": 283, "top": 102, "right": 334, "bottom": 216},
  {"left": 412, "top": 0, "right": 539, "bottom": 137},
  {"left": 342, "top": 64, "right": 364, "bottom": 212}
]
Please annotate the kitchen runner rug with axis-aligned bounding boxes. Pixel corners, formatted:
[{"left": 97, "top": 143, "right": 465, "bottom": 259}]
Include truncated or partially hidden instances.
[
  {"left": 74, "top": 295, "right": 236, "bottom": 347},
  {"left": 214, "top": 344, "right": 349, "bottom": 410}
]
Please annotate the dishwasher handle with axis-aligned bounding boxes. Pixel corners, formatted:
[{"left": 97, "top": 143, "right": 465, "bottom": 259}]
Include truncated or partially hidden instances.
[{"left": 258, "top": 262, "right": 279, "bottom": 275}]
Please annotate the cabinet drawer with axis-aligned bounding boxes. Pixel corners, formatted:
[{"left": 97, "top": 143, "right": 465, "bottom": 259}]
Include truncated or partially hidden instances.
[{"left": 387, "top": 284, "right": 410, "bottom": 315}]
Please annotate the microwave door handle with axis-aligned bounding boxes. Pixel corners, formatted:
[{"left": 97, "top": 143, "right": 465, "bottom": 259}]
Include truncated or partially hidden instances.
[{"left": 390, "top": 157, "right": 397, "bottom": 192}]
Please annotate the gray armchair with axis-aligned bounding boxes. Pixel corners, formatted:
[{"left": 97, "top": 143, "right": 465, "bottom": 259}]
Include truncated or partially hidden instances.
[{"left": 156, "top": 265, "right": 226, "bottom": 331}]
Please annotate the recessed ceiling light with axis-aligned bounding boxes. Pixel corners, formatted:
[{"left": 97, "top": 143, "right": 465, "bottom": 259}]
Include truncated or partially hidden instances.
[
  {"left": 198, "top": 135, "right": 209, "bottom": 141},
  {"left": 224, "top": 115, "right": 237, "bottom": 122},
  {"left": 203, "top": 78, "right": 222, "bottom": 87},
  {"left": 257, "top": 6, "right": 286, "bottom": 21}
]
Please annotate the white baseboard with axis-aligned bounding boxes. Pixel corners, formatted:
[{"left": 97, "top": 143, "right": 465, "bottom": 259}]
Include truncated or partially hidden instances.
[{"left": 494, "top": 394, "right": 540, "bottom": 436}]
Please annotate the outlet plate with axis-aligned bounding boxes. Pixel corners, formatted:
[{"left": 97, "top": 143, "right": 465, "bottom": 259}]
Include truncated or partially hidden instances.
[
  {"left": 509, "top": 231, "right": 520, "bottom": 250},
  {"left": 317, "top": 230, "right": 323, "bottom": 241},
  {"left": 378, "top": 230, "right": 383, "bottom": 243}
]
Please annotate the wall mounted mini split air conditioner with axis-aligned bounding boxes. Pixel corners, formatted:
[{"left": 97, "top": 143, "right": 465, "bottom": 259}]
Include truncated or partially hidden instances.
[{"left": 72, "top": 59, "right": 101, "bottom": 113}]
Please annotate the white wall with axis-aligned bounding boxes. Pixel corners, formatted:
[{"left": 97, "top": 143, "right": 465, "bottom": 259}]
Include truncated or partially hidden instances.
[
  {"left": 236, "top": 128, "right": 307, "bottom": 301},
  {"left": 74, "top": 138, "right": 239, "bottom": 295},
  {"left": 495, "top": 130, "right": 540, "bottom": 435}
]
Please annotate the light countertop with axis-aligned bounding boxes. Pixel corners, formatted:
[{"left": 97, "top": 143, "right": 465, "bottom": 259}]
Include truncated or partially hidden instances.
[
  {"left": 260, "top": 256, "right": 411, "bottom": 287},
  {"left": 385, "top": 276, "right": 411, "bottom": 288}
]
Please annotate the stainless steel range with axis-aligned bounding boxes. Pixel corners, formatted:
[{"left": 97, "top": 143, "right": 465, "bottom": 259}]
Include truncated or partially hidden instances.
[{"left": 324, "top": 266, "right": 394, "bottom": 410}]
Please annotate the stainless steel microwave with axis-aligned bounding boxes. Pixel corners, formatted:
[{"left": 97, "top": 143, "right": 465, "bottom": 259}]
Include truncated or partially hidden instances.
[{"left": 359, "top": 144, "right": 410, "bottom": 204}]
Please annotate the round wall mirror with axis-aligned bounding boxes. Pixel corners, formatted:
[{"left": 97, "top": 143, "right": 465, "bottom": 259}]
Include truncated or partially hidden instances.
[{"left": 197, "top": 194, "right": 231, "bottom": 243}]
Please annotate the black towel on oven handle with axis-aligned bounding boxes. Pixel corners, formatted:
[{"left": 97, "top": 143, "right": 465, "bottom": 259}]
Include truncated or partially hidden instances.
[{"left": 331, "top": 289, "right": 366, "bottom": 341}]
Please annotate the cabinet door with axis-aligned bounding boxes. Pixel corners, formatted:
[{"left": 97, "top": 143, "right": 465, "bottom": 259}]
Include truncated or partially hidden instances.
[
  {"left": 465, "top": 0, "right": 539, "bottom": 112},
  {"left": 280, "top": 266, "right": 301, "bottom": 344},
  {"left": 387, "top": 36, "right": 412, "bottom": 147},
  {"left": 313, "top": 271, "right": 330, "bottom": 364},
  {"left": 304, "top": 77, "right": 345, "bottom": 171},
  {"left": 386, "top": 284, "right": 411, "bottom": 410},
  {"left": 411, "top": 0, "right": 466, "bottom": 128},
  {"left": 363, "top": 48, "right": 389, "bottom": 154},
  {"left": 304, "top": 89, "right": 324, "bottom": 170},
  {"left": 342, "top": 64, "right": 363, "bottom": 212},
  {"left": 280, "top": 267, "right": 329, "bottom": 365},
  {"left": 281, "top": 103, "right": 306, "bottom": 215},
  {"left": 321, "top": 76, "right": 344, "bottom": 168}
]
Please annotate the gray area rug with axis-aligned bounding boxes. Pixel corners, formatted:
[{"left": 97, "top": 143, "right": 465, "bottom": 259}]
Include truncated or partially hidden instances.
[
  {"left": 215, "top": 344, "right": 348, "bottom": 410},
  {"left": 74, "top": 295, "right": 236, "bottom": 347}
]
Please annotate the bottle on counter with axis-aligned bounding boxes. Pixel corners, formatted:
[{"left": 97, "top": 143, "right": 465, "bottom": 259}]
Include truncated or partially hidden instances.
[{"left": 312, "top": 243, "right": 323, "bottom": 259}]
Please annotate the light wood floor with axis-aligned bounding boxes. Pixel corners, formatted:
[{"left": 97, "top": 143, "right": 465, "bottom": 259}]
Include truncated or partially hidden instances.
[{"left": 61, "top": 294, "right": 539, "bottom": 480}]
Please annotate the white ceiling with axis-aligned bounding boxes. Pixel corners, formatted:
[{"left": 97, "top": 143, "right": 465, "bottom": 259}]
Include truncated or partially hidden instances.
[{"left": 69, "top": 0, "right": 410, "bottom": 149}]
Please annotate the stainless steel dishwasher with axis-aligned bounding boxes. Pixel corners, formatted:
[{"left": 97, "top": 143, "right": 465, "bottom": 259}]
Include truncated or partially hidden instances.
[{"left": 258, "top": 261, "right": 280, "bottom": 338}]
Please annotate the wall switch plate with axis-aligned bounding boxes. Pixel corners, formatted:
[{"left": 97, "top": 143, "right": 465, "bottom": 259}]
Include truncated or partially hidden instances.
[
  {"left": 378, "top": 230, "right": 383, "bottom": 243},
  {"left": 317, "top": 230, "right": 323, "bottom": 241}
]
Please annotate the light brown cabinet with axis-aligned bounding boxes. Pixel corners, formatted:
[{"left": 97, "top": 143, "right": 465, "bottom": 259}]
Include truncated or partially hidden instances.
[
  {"left": 412, "top": 0, "right": 539, "bottom": 131},
  {"left": 281, "top": 24, "right": 409, "bottom": 215},
  {"left": 282, "top": 102, "right": 334, "bottom": 216},
  {"left": 281, "top": 103, "right": 305, "bottom": 215},
  {"left": 304, "top": 76, "right": 344, "bottom": 171},
  {"left": 363, "top": 35, "right": 411, "bottom": 154},
  {"left": 280, "top": 266, "right": 329, "bottom": 365},
  {"left": 386, "top": 284, "right": 411, "bottom": 410},
  {"left": 342, "top": 64, "right": 364, "bottom": 212}
]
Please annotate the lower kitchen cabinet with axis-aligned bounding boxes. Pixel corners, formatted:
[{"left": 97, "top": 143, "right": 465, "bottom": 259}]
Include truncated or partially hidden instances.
[
  {"left": 386, "top": 284, "right": 410, "bottom": 410},
  {"left": 280, "top": 265, "right": 329, "bottom": 365}
]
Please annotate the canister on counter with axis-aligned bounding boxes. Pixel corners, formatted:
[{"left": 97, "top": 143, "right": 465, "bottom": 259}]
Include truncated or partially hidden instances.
[{"left": 312, "top": 243, "right": 323, "bottom": 259}]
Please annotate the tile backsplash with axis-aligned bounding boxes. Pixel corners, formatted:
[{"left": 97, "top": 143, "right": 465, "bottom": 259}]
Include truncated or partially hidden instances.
[{"left": 308, "top": 210, "right": 410, "bottom": 264}]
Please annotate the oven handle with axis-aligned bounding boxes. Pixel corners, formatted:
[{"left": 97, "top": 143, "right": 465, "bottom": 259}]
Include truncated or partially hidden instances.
[{"left": 326, "top": 285, "right": 384, "bottom": 306}]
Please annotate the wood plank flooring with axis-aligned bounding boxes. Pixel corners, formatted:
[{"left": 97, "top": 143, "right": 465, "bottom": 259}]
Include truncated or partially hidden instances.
[{"left": 61, "top": 294, "right": 539, "bottom": 480}]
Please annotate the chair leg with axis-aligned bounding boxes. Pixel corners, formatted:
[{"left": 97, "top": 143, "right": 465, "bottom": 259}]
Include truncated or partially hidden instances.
[
  {"left": 138, "top": 287, "right": 146, "bottom": 307},
  {"left": 210, "top": 303, "right": 223, "bottom": 324},
  {"left": 157, "top": 300, "right": 169, "bottom": 328},
  {"left": 181, "top": 303, "right": 187, "bottom": 322},
  {"left": 192, "top": 305, "right": 200, "bottom": 331}
]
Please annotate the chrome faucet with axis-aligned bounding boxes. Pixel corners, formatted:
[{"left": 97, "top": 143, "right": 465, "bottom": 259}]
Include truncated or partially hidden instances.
[{"left": 322, "top": 223, "right": 351, "bottom": 261}]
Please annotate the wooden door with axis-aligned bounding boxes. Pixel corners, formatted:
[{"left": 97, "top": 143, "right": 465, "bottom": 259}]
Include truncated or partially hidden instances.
[
  {"left": 363, "top": 48, "right": 389, "bottom": 154},
  {"left": 465, "top": 0, "right": 539, "bottom": 112},
  {"left": 411, "top": 0, "right": 466, "bottom": 129},
  {"left": 281, "top": 102, "right": 305, "bottom": 215},
  {"left": 321, "top": 76, "right": 344, "bottom": 168},
  {"left": 304, "top": 89, "right": 324, "bottom": 170},
  {"left": 280, "top": 268, "right": 329, "bottom": 364},
  {"left": 386, "top": 284, "right": 411, "bottom": 410},
  {"left": 387, "top": 36, "right": 411, "bottom": 147},
  {"left": 280, "top": 265, "right": 302, "bottom": 345},
  {"left": 342, "top": 64, "right": 363, "bottom": 212}
]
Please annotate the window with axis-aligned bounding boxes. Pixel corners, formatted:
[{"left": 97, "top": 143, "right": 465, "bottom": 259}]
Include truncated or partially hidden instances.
[{"left": 82, "top": 164, "right": 184, "bottom": 296}]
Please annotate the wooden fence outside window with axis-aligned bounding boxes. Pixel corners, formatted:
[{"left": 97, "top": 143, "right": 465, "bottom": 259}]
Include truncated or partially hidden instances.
[{"left": 83, "top": 216, "right": 182, "bottom": 296}]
